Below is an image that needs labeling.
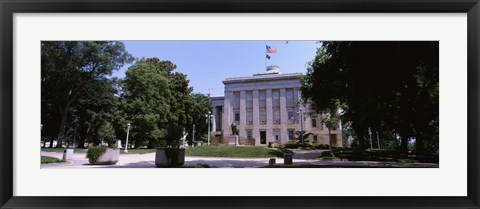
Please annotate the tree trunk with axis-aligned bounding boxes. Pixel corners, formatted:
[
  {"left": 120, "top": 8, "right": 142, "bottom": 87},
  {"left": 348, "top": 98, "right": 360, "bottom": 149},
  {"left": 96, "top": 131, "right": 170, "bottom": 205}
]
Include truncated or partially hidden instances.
[
  {"left": 77, "top": 137, "right": 86, "bottom": 148},
  {"left": 49, "top": 137, "right": 55, "bottom": 148},
  {"left": 353, "top": 126, "right": 366, "bottom": 150},
  {"left": 328, "top": 128, "right": 333, "bottom": 155},
  {"left": 399, "top": 135, "right": 408, "bottom": 154},
  {"left": 415, "top": 135, "right": 424, "bottom": 154},
  {"left": 55, "top": 106, "right": 69, "bottom": 148}
]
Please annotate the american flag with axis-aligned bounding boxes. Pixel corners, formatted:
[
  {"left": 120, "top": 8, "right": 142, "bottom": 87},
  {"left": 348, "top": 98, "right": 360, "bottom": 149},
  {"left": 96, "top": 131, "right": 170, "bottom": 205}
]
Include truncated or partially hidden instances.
[{"left": 266, "top": 45, "right": 277, "bottom": 54}]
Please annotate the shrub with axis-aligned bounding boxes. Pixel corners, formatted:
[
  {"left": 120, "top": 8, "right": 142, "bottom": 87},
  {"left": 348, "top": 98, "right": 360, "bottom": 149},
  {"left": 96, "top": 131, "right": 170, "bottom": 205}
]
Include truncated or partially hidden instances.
[
  {"left": 284, "top": 143, "right": 300, "bottom": 149},
  {"left": 164, "top": 147, "right": 181, "bottom": 166},
  {"left": 185, "top": 163, "right": 210, "bottom": 168},
  {"left": 314, "top": 143, "right": 330, "bottom": 149},
  {"left": 86, "top": 147, "right": 107, "bottom": 164}
]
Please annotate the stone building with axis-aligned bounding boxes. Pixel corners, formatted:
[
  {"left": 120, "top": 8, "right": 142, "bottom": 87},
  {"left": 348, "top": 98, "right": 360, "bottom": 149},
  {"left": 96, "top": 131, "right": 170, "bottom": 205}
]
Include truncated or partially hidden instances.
[{"left": 210, "top": 66, "right": 342, "bottom": 147}]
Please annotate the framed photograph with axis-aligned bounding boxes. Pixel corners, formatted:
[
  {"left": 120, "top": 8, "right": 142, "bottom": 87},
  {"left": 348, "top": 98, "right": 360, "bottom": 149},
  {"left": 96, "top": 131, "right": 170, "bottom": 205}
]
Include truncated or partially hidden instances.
[{"left": 1, "top": 0, "right": 479, "bottom": 208}]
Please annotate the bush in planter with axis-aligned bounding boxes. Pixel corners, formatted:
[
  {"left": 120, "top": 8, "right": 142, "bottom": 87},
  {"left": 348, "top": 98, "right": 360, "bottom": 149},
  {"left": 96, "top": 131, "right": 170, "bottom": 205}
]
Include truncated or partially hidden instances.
[
  {"left": 87, "top": 147, "right": 107, "bottom": 164},
  {"left": 87, "top": 147, "right": 120, "bottom": 165},
  {"left": 155, "top": 125, "right": 186, "bottom": 167}
]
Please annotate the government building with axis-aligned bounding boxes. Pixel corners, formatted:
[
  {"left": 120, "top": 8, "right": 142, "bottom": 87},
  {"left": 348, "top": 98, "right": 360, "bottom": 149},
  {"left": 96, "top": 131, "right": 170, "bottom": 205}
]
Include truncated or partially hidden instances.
[{"left": 209, "top": 66, "right": 342, "bottom": 147}]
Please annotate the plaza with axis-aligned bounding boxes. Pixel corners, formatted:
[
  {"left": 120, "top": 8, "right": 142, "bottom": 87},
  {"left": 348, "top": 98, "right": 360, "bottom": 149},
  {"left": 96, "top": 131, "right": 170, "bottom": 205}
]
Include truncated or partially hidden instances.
[{"left": 40, "top": 149, "right": 438, "bottom": 168}]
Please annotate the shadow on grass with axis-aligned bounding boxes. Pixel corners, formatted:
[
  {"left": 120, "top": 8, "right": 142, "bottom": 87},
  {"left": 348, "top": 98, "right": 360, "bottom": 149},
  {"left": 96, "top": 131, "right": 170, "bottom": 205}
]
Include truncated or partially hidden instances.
[{"left": 268, "top": 149, "right": 284, "bottom": 158}]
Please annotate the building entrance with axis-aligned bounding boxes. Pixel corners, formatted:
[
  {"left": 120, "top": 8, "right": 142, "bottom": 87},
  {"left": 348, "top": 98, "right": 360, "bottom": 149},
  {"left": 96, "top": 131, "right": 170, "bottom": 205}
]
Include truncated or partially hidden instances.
[{"left": 260, "top": 131, "right": 266, "bottom": 144}]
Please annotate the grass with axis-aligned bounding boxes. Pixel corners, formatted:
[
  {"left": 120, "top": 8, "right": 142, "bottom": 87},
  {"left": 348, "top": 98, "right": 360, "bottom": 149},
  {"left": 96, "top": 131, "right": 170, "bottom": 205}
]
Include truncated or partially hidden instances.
[
  {"left": 41, "top": 156, "right": 64, "bottom": 164},
  {"left": 41, "top": 148, "right": 88, "bottom": 153},
  {"left": 332, "top": 148, "right": 439, "bottom": 163},
  {"left": 186, "top": 145, "right": 283, "bottom": 158},
  {"left": 120, "top": 149, "right": 156, "bottom": 154}
]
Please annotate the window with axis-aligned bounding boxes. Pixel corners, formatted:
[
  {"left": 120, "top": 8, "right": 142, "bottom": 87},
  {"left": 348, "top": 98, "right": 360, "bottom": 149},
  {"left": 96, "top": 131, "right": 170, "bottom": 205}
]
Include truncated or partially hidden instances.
[
  {"left": 246, "top": 91, "right": 253, "bottom": 108},
  {"left": 272, "top": 89, "right": 280, "bottom": 108},
  {"left": 273, "top": 109, "right": 280, "bottom": 124},
  {"left": 313, "top": 135, "right": 318, "bottom": 143},
  {"left": 273, "top": 129, "right": 280, "bottom": 142},
  {"left": 286, "top": 89, "right": 295, "bottom": 107},
  {"left": 312, "top": 118, "right": 317, "bottom": 127},
  {"left": 247, "top": 130, "right": 252, "bottom": 139},
  {"left": 259, "top": 90, "right": 266, "bottom": 108},
  {"left": 233, "top": 92, "right": 240, "bottom": 109},
  {"left": 234, "top": 111, "right": 240, "bottom": 122},
  {"left": 246, "top": 110, "right": 253, "bottom": 124},
  {"left": 260, "top": 109, "right": 267, "bottom": 124},
  {"left": 288, "top": 110, "right": 295, "bottom": 121},
  {"left": 288, "top": 130, "right": 295, "bottom": 140}
]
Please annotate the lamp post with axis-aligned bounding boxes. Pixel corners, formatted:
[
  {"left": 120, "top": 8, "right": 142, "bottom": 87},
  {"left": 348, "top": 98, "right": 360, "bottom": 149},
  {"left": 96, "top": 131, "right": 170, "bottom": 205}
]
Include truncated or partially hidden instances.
[
  {"left": 192, "top": 124, "right": 195, "bottom": 144},
  {"left": 125, "top": 123, "right": 131, "bottom": 153},
  {"left": 297, "top": 108, "right": 305, "bottom": 143},
  {"left": 368, "top": 127, "right": 373, "bottom": 149},
  {"left": 206, "top": 111, "right": 211, "bottom": 145}
]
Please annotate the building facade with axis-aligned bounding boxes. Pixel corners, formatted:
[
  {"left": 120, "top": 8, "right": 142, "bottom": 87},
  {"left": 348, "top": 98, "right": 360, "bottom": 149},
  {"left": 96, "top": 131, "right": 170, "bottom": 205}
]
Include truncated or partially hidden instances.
[{"left": 211, "top": 66, "right": 342, "bottom": 147}]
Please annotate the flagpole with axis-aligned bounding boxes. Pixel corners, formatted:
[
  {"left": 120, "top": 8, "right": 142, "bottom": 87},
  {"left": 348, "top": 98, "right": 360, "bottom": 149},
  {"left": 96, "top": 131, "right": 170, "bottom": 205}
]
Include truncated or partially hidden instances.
[
  {"left": 264, "top": 44, "right": 267, "bottom": 69},
  {"left": 265, "top": 53, "right": 267, "bottom": 69}
]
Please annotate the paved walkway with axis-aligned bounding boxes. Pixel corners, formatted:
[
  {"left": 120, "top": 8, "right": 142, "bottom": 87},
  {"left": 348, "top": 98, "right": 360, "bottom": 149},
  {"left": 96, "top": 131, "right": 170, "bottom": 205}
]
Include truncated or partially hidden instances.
[{"left": 40, "top": 151, "right": 438, "bottom": 168}]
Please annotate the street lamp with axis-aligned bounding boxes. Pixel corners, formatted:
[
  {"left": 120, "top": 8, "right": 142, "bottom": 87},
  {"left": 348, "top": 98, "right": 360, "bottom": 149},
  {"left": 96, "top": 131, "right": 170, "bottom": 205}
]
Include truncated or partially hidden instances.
[
  {"left": 125, "top": 123, "right": 131, "bottom": 153},
  {"left": 297, "top": 108, "right": 305, "bottom": 143},
  {"left": 206, "top": 111, "right": 211, "bottom": 146},
  {"left": 192, "top": 124, "right": 195, "bottom": 144},
  {"left": 368, "top": 127, "right": 373, "bottom": 149}
]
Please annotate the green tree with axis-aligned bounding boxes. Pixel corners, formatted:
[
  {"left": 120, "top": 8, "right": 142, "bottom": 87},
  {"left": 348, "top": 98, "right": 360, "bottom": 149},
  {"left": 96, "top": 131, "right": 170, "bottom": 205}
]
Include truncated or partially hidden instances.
[
  {"left": 97, "top": 122, "right": 116, "bottom": 147},
  {"left": 188, "top": 93, "right": 212, "bottom": 143},
  {"left": 302, "top": 41, "right": 438, "bottom": 153},
  {"left": 141, "top": 58, "right": 196, "bottom": 148},
  {"left": 120, "top": 59, "right": 171, "bottom": 148},
  {"left": 41, "top": 41, "right": 133, "bottom": 147},
  {"left": 73, "top": 77, "right": 120, "bottom": 148}
]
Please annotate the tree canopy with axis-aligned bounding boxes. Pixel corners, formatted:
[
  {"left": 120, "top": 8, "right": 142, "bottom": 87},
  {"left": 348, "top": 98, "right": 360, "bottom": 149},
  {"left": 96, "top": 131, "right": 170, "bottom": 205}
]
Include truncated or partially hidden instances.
[
  {"left": 41, "top": 41, "right": 134, "bottom": 147},
  {"left": 301, "top": 41, "right": 439, "bottom": 153}
]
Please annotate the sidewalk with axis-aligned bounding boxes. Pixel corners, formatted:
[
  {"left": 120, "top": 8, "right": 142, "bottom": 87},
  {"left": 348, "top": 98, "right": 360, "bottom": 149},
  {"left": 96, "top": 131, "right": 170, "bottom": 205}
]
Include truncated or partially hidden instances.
[{"left": 40, "top": 151, "right": 439, "bottom": 168}]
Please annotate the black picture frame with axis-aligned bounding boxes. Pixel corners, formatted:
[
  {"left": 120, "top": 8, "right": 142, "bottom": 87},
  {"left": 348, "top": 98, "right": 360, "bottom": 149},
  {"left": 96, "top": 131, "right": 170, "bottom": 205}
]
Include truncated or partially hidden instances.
[{"left": 1, "top": 0, "right": 479, "bottom": 208}]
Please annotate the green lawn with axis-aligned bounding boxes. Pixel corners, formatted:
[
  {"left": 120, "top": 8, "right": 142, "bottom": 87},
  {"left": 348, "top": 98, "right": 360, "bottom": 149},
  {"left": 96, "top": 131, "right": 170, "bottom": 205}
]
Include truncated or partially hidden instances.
[
  {"left": 41, "top": 156, "right": 64, "bottom": 164},
  {"left": 120, "top": 149, "right": 156, "bottom": 154},
  {"left": 41, "top": 148, "right": 88, "bottom": 153},
  {"left": 186, "top": 145, "right": 283, "bottom": 158}
]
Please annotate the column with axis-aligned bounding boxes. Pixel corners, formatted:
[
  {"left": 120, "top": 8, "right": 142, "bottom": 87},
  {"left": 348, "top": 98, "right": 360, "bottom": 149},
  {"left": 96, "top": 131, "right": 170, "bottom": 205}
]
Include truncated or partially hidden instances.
[
  {"left": 222, "top": 91, "right": 232, "bottom": 138},
  {"left": 280, "top": 88, "right": 288, "bottom": 144},
  {"left": 211, "top": 106, "right": 217, "bottom": 132},
  {"left": 239, "top": 91, "right": 246, "bottom": 138},
  {"left": 266, "top": 89, "right": 273, "bottom": 144},
  {"left": 211, "top": 114, "right": 216, "bottom": 134},
  {"left": 252, "top": 90, "right": 260, "bottom": 144}
]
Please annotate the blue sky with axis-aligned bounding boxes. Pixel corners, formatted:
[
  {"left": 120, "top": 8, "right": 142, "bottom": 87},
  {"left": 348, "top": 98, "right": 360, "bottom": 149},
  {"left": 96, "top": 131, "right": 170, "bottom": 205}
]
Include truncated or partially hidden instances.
[{"left": 113, "top": 41, "right": 320, "bottom": 96}]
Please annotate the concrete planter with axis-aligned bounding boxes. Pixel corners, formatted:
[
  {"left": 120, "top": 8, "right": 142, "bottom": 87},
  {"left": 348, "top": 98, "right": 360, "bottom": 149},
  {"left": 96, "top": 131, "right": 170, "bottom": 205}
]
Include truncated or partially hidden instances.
[
  {"left": 155, "top": 148, "right": 185, "bottom": 167},
  {"left": 94, "top": 148, "right": 120, "bottom": 165},
  {"left": 62, "top": 148, "right": 74, "bottom": 161}
]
